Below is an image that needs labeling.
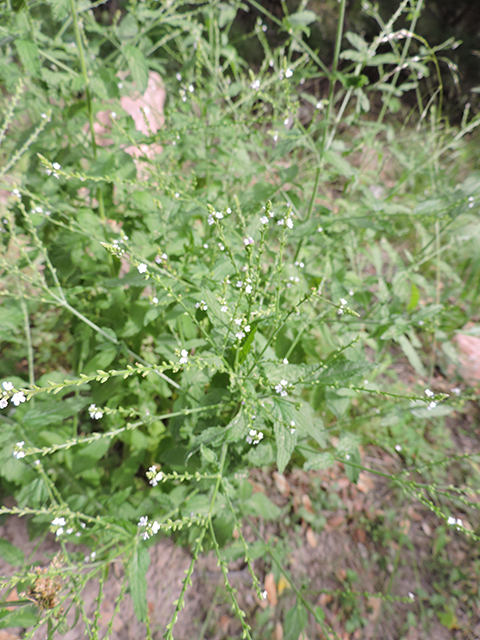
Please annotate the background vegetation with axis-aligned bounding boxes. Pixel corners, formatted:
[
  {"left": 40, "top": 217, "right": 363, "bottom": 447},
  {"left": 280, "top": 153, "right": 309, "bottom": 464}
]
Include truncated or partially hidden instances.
[{"left": 0, "top": 0, "right": 479, "bottom": 638}]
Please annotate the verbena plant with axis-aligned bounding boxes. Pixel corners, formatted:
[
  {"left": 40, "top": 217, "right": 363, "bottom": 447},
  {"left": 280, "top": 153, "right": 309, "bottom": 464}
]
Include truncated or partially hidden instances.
[{"left": 0, "top": 0, "right": 479, "bottom": 637}]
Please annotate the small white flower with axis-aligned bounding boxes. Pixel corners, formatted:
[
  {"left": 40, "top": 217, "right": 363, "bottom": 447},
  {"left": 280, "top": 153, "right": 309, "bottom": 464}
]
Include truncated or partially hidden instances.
[
  {"left": 262, "top": 24, "right": 267, "bottom": 32},
  {"left": 188, "top": 84, "right": 194, "bottom": 92},
  {"left": 11, "top": 392, "right": 26, "bottom": 406},
  {"left": 290, "top": 421, "right": 296, "bottom": 427},
  {"left": 450, "top": 387, "right": 461, "bottom": 396},
  {"left": 195, "top": 300, "right": 208, "bottom": 311},
  {"left": 244, "top": 325, "right": 251, "bottom": 332},
  {"left": 215, "top": 211, "right": 223, "bottom": 219},
  {"left": 395, "top": 444, "right": 402, "bottom": 452},
  {"left": 220, "top": 305, "right": 228, "bottom": 313},
  {"left": 137, "top": 263, "right": 148, "bottom": 274},
  {"left": 285, "top": 68, "right": 293, "bottom": 78},
  {"left": 427, "top": 401, "right": 437, "bottom": 410},
  {"left": 317, "top": 226, "right": 323, "bottom": 232},
  {"left": 176, "top": 72, "right": 182, "bottom": 81},
  {"left": 56, "top": 528, "right": 64, "bottom": 536},
  {"left": 179, "top": 349, "right": 189, "bottom": 365},
  {"left": 236, "top": 331, "right": 245, "bottom": 340},
  {"left": 151, "top": 521, "right": 160, "bottom": 534},
  {"left": 424, "top": 389, "right": 434, "bottom": 398},
  {"left": 408, "top": 592, "right": 415, "bottom": 601},
  {"left": 52, "top": 162, "right": 61, "bottom": 171},
  {"left": 283, "top": 358, "right": 289, "bottom": 364},
  {"left": 150, "top": 471, "right": 164, "bottom": 487},
  {"left": 226, "top": 207, "right": 232, "bottom": 214},
  {"left": 152, "top": 297, "right": 159, "bottom": 304},
  {"left": 316, "top": 101, "right": 324, "bottom": 110},
  {"left": 345, "top": 454, "right": 351, "bottom": 461},
  {"left": 111, "top": 111, "right": 117, "bottom": 119},
  {"left": 245, "top": 285, "right": 253, "bottom": 294},
  {"left": 260, "top": 216, "right": 269, "bottom": 225},
  {"left": 236, "top": 281, "right": 243, "bottom": 288},
  {"left": 12, "top": 189, "right": 21, "bottom": 198},
  {"left": 277, "top": 219, "right": 284, "bottom": 226},
  {"left": 207, "top": 214, "right": 215, "bottom": 225},
  {"left": 41, "top": 113, "right": 47, "bottom": 119},
  {"left": 0, "top": 399, "right": 7, "bottom": 409},
  {"left": 52, "top": 517, "right": 66, "bottom": 527},
  {"left": 285, "top": 218, "right": 293, "bottom": 229},
  {"left": 262, "top": 590, "right": 267, "bottom": 600},
  {"left": 117, "top": 82, "right": 123, "bottom": 89},
  {"left": 138, "top": 516, "right": 148, "bottom": 527},
  {"left": 203, "top": 243, "right": 209, "bottom": 249},
  {"left": 290, "top": 428, "right": 296, "bottom": 434},
  {"left": 447, "top": 516, "right": 456, "bottom": 525},
  {"left": 234, "top": 319, "right": 242, "bottom": 326},
  {"left": 175, "top": 192, "right": 180, "bottom": 198},
  {"left": 283, "top": 117, "right": 289, "bottom": 125},
  {"left": 66, "top": 528, "right": 73, "bottom": 535},
  {"left": 251, "top": 79, "right": 260, "bottom": 90},
  {"left": 243, "top": 236, "right": 254, "bottom": 246},
  {"left": 340, "top": 298, "right": 348, "bottom": 306},
  {"left": 2, "top": 381, "right": 13, "bottom": 391}
]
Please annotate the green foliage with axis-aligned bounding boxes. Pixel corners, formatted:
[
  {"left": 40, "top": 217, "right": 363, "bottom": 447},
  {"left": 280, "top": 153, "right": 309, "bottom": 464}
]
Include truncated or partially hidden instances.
[{"left": 0, "top": 0, "right": 479, "bottom": 637}]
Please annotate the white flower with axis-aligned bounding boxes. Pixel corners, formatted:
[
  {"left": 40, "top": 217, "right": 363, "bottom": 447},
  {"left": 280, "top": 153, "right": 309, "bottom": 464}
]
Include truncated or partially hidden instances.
[
  {"left": 195, "top": 300, "right": 208, "bottom": 311},
  {"left": 179, "top": 349, "right": 189, "bottom": 365},
  {"left": 12, "top": 189, "right": 21, "bottom": 198},
  {"left": 290, "top": 421, "right": 296, "bottom": 427},
  {"left": 138, "top": 516, "right": 148, "bottom": 527},
  {"left": 424, "top": 389, "right": 434, "bottom": 398},
  {"left": 111, "top": 111, "right": 117, "bottom": 119},
  {"left": 317, "top": 226, "right": 323, "bottom": 232},
  {"left": 56, "top": 528, "right": 64, "bottom": 536},
  {"left": 176, "top": 72, "right": 182, "bottom": 81},
  {"left": 262, "top": 590, "right": 267, "bottom": 600},
  {"left": 52, "top": 517, "right": 66, "bottom": 527},
  {"left": 236, "top": 331, "right": 245, "bottom": 340},
  {"left": 427, "top": 401, "right": 437, "bottom": 410},
  {"left": 243, "top": 236, "right": 254, "bottom": 246},
  {"left": 150, "top": 471, "right": 164, "bottom": 487},
  {"left": 13, "top": 441, "right": 25, "bottom": 459},
  {"left": 215, "top": 211, "right": 223, "bottom": 219},
  {"left": 207, "top": 214, "right": 215, "bottom": 225},
  {"left": 450, "top": 387, "right": 461, "bottom": 396},
  {"left": 203, "top": 243, "right": 209, "bottom": 249},
  {"left": 234, "top": 319, "right": 242, "bottom": 326},
  {"left": 244, "top": 325, "right": 251, "bottom": 332},
  {"left": 152, "top": 297, "right": 159, "bottom": 304},
  {"left": 236, "top": 281, "right": 243, "bottom": 288},
  {"left": 408, "top": 592, "right": 415, "bottom": 601},
  {"left": 251, "top": 79, "right": 260, "bottom": 90},
  {"left": 188, "top": 84, "right": 194, "bottom": 92},
  {"left": 41, "top": 113, "right": 47, "bottom": 119},
  {"left": 137, "top": 263, "right": 148, "bottom": 274},
  {"left": 2, "top": 381, "right": 13, "bottom": 391},
  {"left": 11, "top": 392, "right": 26, "bottom": 406},
  {"left": 0, "top": 399, "right": 7, "bottom": 409},
  {"left": 175, "top": 192, "right": 180, "bottom": 198},
  {"left": 283, "top": 358, "right": 289, "bottom": 364},
  {"left": 447, "top": 516, "right": 455, "bottom": 525},
  {"left": 275, "top": 380, "right": 288, "bottom": 397},
  {"left": 395, "top": 444, "right": 402, "bottom": 452},
  {"left": 260, "top": 216, "right": 269, "bottom": 225},
  {"left": 245, "top": 285, "right": 252, "bottom": 294},
  {"left": 340, "top": 298, "right": 348, "bottom": 306},
  {"left": 285, "top": 68, "right": 293, "bottom": 78},
  {"left": 220, "top": 305, "right": 228, "bottom": 313},
  {"left": 88, "top": 404, "right": 103, "bottom": 420},
  {"left": 52, "top": 162, "right": 61, "bottom": 171},
  {"left": 151, "top": 521, "right": 160, "bottom": 534},
  {"left": 226, "top": 207, "right": 232, "bottom": 214}
]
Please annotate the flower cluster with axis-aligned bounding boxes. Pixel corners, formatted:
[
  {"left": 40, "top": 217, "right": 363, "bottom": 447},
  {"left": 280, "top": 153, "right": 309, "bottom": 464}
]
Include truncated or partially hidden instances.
[
  {"left": 137, "top": 515, "right": 161, "bottom": 540},
  {"left": 51, "top": 517, "right": 73, "bottom": 537},
  {"left": 243, "top": 236, "right": 254, "bottom": 247},
  {"left": 195, "top": 300, "right": 208, "bottom": 311},
  {"left": 447, "top": 516, "right": 463, "bottom": 528},
  {"left": 155, "top": 253, "right": 168, "bottom": 263},
  {"left": 337, "top": 298, "right": 348, "bottom": 315},
  {"left": 137, "top": 263, "right": 148, "bottom": 274},
  {"left": 1, "top": 381, "right": 26, "bottom": 409},
  {"left": 246, "top": 428, "right": 264, "bottom": 445},
  {"left": 233, "top": 318, "right": 251, "bottom": 341},
  {"left": 88, "top": 404, "right": 103, "bottom": 420},
  {"left": 277, "top": 215, "right": 293, "bottom": 229},
  {"left": 289, "top": 420, "right": 296, "bottom": 435},
  {"left": 274, "top": 379, "right": 289, "bottom": 397},
  {"left": 45, "top": 162, "right": 61, "bottom": 179},
  {"left": 13, "top": 441, "right": 26, "bottom": 459},
  {"left": 146, "top": 465, "right": 164, "bottom": 487},
  {"left": 208, "top": 210, "right": 224, "bottom": 225},
  {"left": 424, "top": 388, "right": 437, "bottom": 410},
  {"left": 179, "top": 349, "right": 189, "bottom": 365}
]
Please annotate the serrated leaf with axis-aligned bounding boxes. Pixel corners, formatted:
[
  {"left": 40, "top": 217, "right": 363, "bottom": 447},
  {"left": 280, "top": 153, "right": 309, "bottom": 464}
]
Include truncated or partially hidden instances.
[
  {"left": 274, "top": 422, "right": 296, "bottom": 474},
  {"left": 129, "top": 544, "right": 150, "bottom": 622},
  {"left": 14, "top": 40, "right": 41, "bottom": 77},
  {"left": 123, "top": 46, "right": 149, "bottom": 93},
  {"left": 283, "top": 602, "right": 308, "bottom": 640},
  {"left": 0, "top": 539, "right": 24, "bottom": 566},
  {"left": 225, "top": 411, "right": 247, "bottom": 443},
  {"left": 303, "top": 452, "right": 334, "bottom": 471},
  {"left": 395, "top": 334, "right": 427, "bottom": 377}
]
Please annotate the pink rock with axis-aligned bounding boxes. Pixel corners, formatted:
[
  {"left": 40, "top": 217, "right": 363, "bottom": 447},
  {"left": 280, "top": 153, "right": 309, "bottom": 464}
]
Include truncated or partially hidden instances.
[{"left": 455, "top": 333, "right": 480, "bottom": 385}]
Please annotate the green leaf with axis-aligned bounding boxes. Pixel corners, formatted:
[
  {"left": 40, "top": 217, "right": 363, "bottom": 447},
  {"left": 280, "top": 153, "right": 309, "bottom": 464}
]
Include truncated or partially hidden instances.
[
  {"left": 123, "top": 46, "right": 149, "bottom": 94},
  {"left": 225, "top": 411, "right": 248, "bottom": 443},
  {"left": 11, "top": 0, "right": 26, "bottom": 11},
  {"left": 0, "top": 539, "right": 24, "bottom": 566},
  {"left": 0, "top": 605, "right": 38, "bottom": 630},
  {"left": 238, "top": 321, "right": 259, "bottom": 364},
  {"left": 395, "top": 334, "right": 427, "bottom": 377},
  {"left": 243, "top": 492, "right": 281, "bottom": 520},
  {"left": 274, "top": 422, "right": 296, "bottom": 474},
  {"left": 14, "top": 40, "right": 41, "bottom": 77},
  {"left": 303, "top": 452, "right": 334, "bottom": 472},
  {"left": 129, "top": 544, "right": 150, "bottom": 622},
  {"left": 407, "top": 282, "right": 420, "bottom": 311},
  {"left": 288, "top": 10, "right": 317, "bottom": 26},
  {"left": 283, "top": 601, "right": 308, "bottom": 640}
]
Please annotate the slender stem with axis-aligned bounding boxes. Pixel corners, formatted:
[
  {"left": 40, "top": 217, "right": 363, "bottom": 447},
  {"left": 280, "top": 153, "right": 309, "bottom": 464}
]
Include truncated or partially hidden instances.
[
  {"left": 70, "top": 0, "right": 97, "bottom": 158},
  {"left": 20, "top": 297, "right": 35, "bottom": 399}
]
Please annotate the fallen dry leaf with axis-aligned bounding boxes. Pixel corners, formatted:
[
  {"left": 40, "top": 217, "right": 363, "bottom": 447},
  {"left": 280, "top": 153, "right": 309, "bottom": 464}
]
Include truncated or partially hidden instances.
[
  {"left": 306, "top": 526, "right": 318, "bottom": 548},
  {"left": 421, "top": 521, "right": 432, "bottom": 537},
  {"left": 357, "top": 472, "right": 374, "bottom": 494},
  {"left": 367, "top": 596, "right": 382, "bottom": 621},
  {"left": 273, "top": 472, "right": 290, "bottom": 496},
  {"left": 278, "top": 575, "right": 290, "bottom": 595},
  {"left": 326, "top": 513, "right": 345, "bottom": 529},
  {"left": 275, "top": 621, "right": 284, "bottom": 640},
  {"left": 264, "top": 572, "right": 278, "bottom": 606},
  {"left": 301, "top": 494, "right": 314, "bottom": 513}
]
